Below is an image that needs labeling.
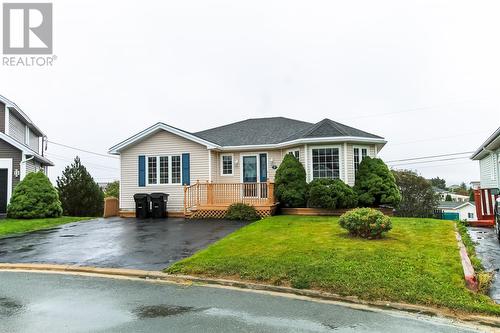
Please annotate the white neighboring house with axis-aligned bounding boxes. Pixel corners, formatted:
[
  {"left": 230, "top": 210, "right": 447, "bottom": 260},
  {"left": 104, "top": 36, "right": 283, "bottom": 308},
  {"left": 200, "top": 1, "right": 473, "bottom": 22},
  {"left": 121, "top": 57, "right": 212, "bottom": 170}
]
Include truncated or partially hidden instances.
[
  {"left": 433, "top": 187, "right": 469, "bottom": 202},
  {"left": 437, "top": 201, "right": 476, "bottom": 221}
]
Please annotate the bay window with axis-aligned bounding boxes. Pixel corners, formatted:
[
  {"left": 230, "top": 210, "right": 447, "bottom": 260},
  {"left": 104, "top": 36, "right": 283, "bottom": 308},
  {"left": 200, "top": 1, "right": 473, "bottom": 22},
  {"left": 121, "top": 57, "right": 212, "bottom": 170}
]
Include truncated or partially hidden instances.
[
  {"left": 312, "top": 147, "right": 340, "bottom": 180},
  {"left": 354, "top": 147, "right": 368, "bottom": 174}
]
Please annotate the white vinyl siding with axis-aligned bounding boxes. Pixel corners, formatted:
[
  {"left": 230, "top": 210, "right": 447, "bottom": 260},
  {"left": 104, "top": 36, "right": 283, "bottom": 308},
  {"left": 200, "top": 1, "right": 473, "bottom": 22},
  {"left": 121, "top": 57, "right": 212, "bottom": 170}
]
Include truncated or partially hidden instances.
[
  {"left": 29, "top": 129, "right": 39, "bottom": 153},
  {"left": 25, "top": 159, "right": 42, "bottom": 174},
  {"left": 120, "top": 131, "right": 209, "bottom": 212},
  {"left": 8, "top": 114, "right": 25, "bottom": 144},
  {"left": 479, "top": 151, "right": 500, "bottom": 189}
]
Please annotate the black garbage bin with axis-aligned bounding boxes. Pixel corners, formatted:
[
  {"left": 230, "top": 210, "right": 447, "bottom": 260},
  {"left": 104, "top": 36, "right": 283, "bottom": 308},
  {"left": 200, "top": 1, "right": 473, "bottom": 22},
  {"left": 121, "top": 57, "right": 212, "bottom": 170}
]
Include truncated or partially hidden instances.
[
  {"left": 133, "top": 193, "right": 151, "bottom": 218},
  {"left": 150, "top": 193, "right": 169, "bottom": 218}
]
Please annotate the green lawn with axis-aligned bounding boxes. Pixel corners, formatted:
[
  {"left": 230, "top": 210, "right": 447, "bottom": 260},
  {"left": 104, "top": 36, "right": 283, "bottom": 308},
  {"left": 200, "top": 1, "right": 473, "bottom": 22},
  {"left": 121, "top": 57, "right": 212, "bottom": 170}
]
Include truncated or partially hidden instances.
[
  {"left": 167, "top": 216, "right": 500, "bottom": 315},
  {"left": 0, "top": 216, "right": 92, "bottom": 237}
]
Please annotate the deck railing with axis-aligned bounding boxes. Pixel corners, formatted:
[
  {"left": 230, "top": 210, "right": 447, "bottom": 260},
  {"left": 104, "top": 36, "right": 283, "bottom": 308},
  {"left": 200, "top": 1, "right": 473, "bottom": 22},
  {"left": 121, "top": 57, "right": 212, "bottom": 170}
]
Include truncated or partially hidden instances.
[{"left": 184, "top": 181, "right": 275, "bottom": 215}]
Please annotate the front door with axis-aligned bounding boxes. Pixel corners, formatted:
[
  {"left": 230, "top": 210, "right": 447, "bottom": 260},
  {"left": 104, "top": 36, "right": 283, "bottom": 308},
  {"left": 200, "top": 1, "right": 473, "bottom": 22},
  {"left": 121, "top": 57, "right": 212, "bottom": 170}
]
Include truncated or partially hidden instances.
[
  {"left": 0, "top": 169, "right": 8, "bottom": 214},
  {"left": 242, "top": 156, "right": 257, "bottom": 197}
]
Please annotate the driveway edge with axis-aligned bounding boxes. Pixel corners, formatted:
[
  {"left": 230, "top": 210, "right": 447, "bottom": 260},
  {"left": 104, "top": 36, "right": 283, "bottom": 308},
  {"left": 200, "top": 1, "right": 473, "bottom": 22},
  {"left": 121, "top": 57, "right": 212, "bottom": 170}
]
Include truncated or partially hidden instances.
[{"left": 0, "top": 263, "right": 499, "bottom": 330}]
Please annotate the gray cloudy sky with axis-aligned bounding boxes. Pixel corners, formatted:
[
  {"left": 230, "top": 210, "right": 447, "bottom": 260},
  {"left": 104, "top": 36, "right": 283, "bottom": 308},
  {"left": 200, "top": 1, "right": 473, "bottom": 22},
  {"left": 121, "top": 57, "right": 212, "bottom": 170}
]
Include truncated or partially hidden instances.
[{"left": 1, "top": 0, "right": 499, "bottom": 186}]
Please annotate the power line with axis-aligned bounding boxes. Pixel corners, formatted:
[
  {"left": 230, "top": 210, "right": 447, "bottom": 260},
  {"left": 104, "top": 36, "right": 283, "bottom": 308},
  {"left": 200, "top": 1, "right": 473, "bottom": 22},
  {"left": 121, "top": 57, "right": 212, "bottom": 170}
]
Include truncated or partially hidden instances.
[
  {"left": 46, "top": 153, "right": 119, "bottom": 171},
  {"left": 390, "top": 161, "right": 472, "bottom": 170},
  {"left": 389, "top": 131, "right": 484, "bottom": 146},
  {"left": 48, "top": 140, "right": 118, "bottom": 159},
  {"left": 388, "top": 156, "right": 471, "bottom": 167},
  {"left": 385, "top": 151, "right": 474, "bottom": 163}
]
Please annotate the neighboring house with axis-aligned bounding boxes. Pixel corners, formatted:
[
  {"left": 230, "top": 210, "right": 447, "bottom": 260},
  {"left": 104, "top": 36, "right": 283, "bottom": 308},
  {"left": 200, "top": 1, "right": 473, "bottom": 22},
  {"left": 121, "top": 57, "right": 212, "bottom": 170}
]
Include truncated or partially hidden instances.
[
  {"left": 437, "top": 201, "right": 476, "bottom": 221},
  {"left": 0, "top": 95, "right": 54, "bottom": 215},
  {"left": 109, "top": 117, "right": 386, "bottom": 217},
  {"left": 470, "top": 181, "right": 481, "bottom": 190},
  {"left": 433, "top": 187, "right": 469, "bottom": 202},
  {"left": 471, "top": 126, "right": 500, "bottom": 225}
]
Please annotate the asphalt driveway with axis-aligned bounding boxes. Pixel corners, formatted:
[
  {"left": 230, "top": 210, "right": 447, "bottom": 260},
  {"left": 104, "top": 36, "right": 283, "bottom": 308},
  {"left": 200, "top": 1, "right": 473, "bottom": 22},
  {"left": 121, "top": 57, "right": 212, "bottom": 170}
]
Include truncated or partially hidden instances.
[
  {"left": 468, "top": 227, "right": 500, "bottom": 303},
  {"left": 0, "top": 217, "right": 247, "bottom": 270}
]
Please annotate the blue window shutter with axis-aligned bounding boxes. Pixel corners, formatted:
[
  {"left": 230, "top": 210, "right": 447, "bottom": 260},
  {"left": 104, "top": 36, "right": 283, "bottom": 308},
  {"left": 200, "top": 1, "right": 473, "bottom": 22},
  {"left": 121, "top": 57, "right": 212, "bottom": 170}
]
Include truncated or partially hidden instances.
[
  {"left": 182, "top": 153, "right": 190, "bottom": 185},
  {"left": 259, "top": 153, "right": 267, "bottom": 182},
  {"left": 138, "top": 155, "right": 146, "bottom": 187}
]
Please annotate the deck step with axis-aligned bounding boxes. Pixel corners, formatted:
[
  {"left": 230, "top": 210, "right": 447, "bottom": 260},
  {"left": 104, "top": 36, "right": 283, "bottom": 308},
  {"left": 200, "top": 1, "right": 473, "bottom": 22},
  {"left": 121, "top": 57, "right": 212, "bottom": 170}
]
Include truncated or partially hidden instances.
[{"left": 468, "top": 220, "right": 495, "bottom": 228}]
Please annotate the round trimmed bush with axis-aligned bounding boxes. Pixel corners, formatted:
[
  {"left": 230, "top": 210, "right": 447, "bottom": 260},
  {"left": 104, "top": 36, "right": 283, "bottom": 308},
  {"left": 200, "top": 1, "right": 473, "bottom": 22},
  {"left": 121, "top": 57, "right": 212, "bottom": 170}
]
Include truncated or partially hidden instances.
[
  {"left": 225, "top": 203, "right": 260, "bottom": 221},
  {"left": 307, "top": 178, "right": 357, "bottom": 209},
  {"left": 7, "top": 171, "right": 63, "bottom": 219},
  {"left": 338, "top": 208, "right": 392, "bottom": 239}
]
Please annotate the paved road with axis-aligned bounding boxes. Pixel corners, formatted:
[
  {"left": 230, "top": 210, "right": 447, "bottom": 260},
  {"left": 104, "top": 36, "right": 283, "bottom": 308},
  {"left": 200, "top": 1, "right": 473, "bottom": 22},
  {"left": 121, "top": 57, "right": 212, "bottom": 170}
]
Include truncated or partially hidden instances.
[
  {"left": 468, "top": 227, "right": 500, "bottom": 303},
  {"left": 0, "top": 217, "right": 247, "bottom": 270},
  {"left": 0, "top": 271, "right": 484, "bottom": 333}
]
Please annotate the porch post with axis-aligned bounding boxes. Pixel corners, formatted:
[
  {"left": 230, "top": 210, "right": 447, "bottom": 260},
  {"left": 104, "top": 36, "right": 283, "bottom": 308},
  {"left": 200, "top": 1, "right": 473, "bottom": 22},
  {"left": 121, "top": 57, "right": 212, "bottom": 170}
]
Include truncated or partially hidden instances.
[
  {"left": 207, "top": 181, "right": 214, "bottom": 205},
  {"left": 267, "top": 181, "right": 275, "bottom": 204},
  {"left": 474, "top": 189, "right": 482, "bottom": 220}
]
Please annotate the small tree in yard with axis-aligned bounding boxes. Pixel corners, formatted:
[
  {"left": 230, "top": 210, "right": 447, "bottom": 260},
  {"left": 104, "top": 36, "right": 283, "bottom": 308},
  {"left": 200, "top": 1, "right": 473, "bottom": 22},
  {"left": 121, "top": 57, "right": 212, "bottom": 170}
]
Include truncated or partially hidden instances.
[
  {"left": 105, "top": 180, "right": 119, "bottom": 199},
  {"left": 339, "top": 208, "right": 392, "bottom": 239},
  {"left": 354, "top": 157, "right": 401, "bottom": 207},
  {"left": 56, "top": 156, "right": 104, "bottom": 217},
  {"left": 392, "top": 170, "right": 440, "bottom": 217},
  {"left": 275, "top": 154, "right": 307, "bottom": 207},
  {"left": 7, "top": 172, "right": 63, "bottom": 219},
  {"left": 445, "top": 194, "right": 452, "bottom": 201}
]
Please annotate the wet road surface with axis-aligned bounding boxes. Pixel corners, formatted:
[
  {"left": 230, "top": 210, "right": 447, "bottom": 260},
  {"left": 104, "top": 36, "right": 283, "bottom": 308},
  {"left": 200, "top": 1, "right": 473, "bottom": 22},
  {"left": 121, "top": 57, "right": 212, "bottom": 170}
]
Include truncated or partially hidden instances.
[
  {"left": 0, "top": 217, "right": 247, "bottom": 270},
  {"left": 0, "top": 271, "right": 484, "bottom": 333},
  {"left": 468, "top": 227, "right": 500, "bottom": 303}
]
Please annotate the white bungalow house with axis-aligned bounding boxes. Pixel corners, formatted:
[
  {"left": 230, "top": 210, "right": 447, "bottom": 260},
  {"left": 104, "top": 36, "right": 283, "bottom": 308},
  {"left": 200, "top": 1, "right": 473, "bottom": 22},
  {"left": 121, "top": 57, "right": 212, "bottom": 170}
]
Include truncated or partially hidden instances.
[
  {"left": 437, "top": 201, "right": 476, "bottom": 221},
  {"left": 109, "top": 117, "right": 386, "bottom": 218}
]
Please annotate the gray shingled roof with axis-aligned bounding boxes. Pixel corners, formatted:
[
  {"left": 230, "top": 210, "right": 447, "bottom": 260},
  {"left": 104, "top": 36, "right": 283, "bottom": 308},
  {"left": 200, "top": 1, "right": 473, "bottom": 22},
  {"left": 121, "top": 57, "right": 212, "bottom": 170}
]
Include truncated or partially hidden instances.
[
  {"left": 437, "top": 201, "right": 474, "bottom": 209},
  {"left": 194, "top": 117, "right": 383, "bottom": 146}
]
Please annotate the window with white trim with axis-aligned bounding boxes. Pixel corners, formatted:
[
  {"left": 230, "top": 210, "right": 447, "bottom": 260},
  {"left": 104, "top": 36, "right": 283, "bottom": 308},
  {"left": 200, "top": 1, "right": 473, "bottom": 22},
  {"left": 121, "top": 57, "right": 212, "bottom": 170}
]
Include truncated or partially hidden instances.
[
  {"left": 221, "top": 154, "right": 233, "bottom": 175},
  {"left": 171, "top": 156, "right": 181, "bottom": 183},
  {"left": 288, "top": 150, "right": 300, "bottom": 160},
  {"left": 147, "top": 155, "right": 182, "bottom": 185},
  {"left": 312, "top": 148, "right": 340, "bottom": 180},
  {"left": 468, "top": 212, "right": 474, "bottom": 219},
  {"left": 354, "top": 147, "right": 368, "bottom": 174}
]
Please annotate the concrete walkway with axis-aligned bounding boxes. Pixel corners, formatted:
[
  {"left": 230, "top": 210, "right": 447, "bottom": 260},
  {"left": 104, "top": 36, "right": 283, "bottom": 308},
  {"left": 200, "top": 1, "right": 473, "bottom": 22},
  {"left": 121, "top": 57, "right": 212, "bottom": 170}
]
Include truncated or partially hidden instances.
[
  {"left": 0, "top": 217, "right": 247, "bottom": 270},
  {"left": 468, "top": 227, "right": 500, "bottom": 303},
  {"left": 0, "top": 271, "right": 483, "bottom": 333}
]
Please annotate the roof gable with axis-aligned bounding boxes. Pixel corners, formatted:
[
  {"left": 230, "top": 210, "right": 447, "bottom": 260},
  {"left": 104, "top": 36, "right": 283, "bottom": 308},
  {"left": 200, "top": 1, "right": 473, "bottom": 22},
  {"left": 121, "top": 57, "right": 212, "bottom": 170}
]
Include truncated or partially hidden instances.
[{"left": 109, "top": 122, "right": 220, "bottom": 154}]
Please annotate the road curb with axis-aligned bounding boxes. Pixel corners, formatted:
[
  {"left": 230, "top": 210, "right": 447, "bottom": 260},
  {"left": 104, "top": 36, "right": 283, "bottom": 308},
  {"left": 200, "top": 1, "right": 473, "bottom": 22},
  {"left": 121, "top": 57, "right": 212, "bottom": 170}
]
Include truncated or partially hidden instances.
[
  {"left": 456, "top": 229, "right": 479, "bottom": 291},
  {"left": 0, "top": 263, "right": 499, "bottom": 329}
]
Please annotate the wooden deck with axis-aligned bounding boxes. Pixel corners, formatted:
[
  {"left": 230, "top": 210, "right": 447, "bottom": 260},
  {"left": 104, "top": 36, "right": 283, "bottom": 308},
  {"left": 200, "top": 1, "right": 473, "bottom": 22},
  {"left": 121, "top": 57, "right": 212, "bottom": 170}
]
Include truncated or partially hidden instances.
[{"left": 184, "top": 181, "right": 277, "bottom": 218}]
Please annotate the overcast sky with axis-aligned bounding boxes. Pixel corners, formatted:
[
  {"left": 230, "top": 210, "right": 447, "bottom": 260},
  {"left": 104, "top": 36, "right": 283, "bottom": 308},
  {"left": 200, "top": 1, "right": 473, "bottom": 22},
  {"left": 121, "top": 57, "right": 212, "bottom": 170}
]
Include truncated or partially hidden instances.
[{"left": 1, "top": 0, "right": 499, "bottom": 186}]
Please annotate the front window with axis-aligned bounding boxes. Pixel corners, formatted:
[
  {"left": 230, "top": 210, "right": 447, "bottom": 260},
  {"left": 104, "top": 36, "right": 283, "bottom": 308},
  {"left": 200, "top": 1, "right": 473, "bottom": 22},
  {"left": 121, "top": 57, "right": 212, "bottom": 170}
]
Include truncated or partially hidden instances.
[
  {"left": 468, "top": 212, "right": 474, "bottom": 219},
  {"left": 288, "top": 150, "right": 300, "bottom": 160},
  {"left": 221, "top": 155, "right": 233, "bottom": 175},
  {"left": 354, "top": 147, "right": 368, "bottom": 174},
  {"left": 171, "top": 156, "right": 181, "bottom": 184},
  {"left": 147, "top": 155, "right": 181, "bottom": 185},
  {"left": 159, "top": 156, "right": 169, "bottom": 184},
  {"left": 147, "top": 157, "right": 157, "bottom": 185},
  {"left": 312, "top": 148, "right": 340, "bottom": 180}
]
